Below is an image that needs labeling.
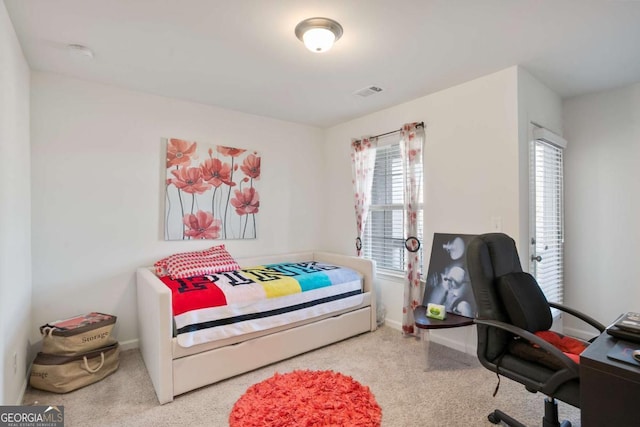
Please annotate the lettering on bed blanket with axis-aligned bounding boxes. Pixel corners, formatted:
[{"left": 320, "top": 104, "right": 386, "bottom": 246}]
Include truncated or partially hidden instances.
[
  {"left": 240, "top": 267, "right": 298, "bottom": 282},
  {"left": 205, "top": 270, "right": 255, "bottom": 287},
  {"left": 175, "top": 276, "right": 210, "bottom": 293},
  {"left": 273, "top": 262, "right": 341, "bottom": 275},
  {"left": 209, "top": 262, "right": 341, "bottom": 286}
]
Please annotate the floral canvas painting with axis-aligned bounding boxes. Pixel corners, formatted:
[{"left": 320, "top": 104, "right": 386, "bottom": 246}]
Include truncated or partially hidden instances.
[{"left": 164, "top": 138, "right": 260, "bottom": 240}]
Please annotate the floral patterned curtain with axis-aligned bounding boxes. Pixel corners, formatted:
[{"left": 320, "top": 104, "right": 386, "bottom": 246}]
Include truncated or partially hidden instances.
[
  {"left": 350, "top": 137, "right": 377, "bottom": 256},
  {"left": 400, "top": 123, "right": 425, "bottom": 336}
]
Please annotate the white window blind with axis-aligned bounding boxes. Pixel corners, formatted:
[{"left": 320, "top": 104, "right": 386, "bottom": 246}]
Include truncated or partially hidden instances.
[
  {"left": 363, "top": 142, "right": 423, "bottom": 274},
  {"left": 529, "top": 134, "right": 565, "bottom": 306}
]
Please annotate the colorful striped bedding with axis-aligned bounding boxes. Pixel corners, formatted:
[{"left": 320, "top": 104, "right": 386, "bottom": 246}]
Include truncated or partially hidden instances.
[{"left": 159, "top": 261, "right": 364, "bottom": 347}]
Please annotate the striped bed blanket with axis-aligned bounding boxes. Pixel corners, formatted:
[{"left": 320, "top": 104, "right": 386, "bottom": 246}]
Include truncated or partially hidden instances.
[{"left": 159, "top": 261, "right": 364, "bottom": 347}]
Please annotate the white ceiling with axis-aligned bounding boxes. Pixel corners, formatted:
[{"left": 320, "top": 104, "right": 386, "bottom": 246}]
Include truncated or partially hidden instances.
[{"left": 5, "top": 0, "right": 640, "bottom": 128}]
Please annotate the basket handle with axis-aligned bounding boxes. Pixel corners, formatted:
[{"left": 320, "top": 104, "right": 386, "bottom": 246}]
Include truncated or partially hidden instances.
[
  {"left": 41, "top": 327, "right": 55, "bottom": 337},
  {"left": 83, "top": 352, "right": 105, "bottom": 373}
]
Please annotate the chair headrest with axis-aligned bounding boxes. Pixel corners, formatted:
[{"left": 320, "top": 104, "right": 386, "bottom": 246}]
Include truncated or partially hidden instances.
[{"left": 480, "top": 233, "right": 523, "bottom": 277}]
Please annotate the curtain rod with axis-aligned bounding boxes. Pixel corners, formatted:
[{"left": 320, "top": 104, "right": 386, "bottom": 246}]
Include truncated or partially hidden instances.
[{"left": 368, "top": 121, "right": 425, "bottom": 140}]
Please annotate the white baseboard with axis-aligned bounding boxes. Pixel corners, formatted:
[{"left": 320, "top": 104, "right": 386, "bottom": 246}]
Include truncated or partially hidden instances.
[
  {"left": 384, "top": 319, "right": 402, "bottom": 331},
  {"left": 15, "top": 377, "right": 27, "bottom": 405},
  {"left": 119, "top": 338, "right": 139, "bottom": 351},
  {"left": 383, "top": 320, "right": 477, "bottom": 356},
  {"left": 430, "top": 333, "right": 463, "bottom": 351},
  {"left": 563, "top": 325, "right": 600, "bottom": 341}
]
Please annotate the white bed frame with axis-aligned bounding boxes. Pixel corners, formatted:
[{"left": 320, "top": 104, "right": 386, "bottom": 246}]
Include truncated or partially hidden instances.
[{"left": 136, "top": 251, "right": 376, "bottom": 404}]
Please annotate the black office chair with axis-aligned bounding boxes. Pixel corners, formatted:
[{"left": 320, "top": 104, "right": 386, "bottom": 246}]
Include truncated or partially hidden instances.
[{"left": 466, "top": 233, "right": 605, "bottom": 427}]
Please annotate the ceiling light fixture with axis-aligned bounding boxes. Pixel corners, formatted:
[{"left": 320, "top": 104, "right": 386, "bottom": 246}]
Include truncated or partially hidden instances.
[
  {"left": 67, "top": 44, "right": 94, "bottom": 59},
  {"left": 295, "top": 17, "right": 343, "bottom": 53}
]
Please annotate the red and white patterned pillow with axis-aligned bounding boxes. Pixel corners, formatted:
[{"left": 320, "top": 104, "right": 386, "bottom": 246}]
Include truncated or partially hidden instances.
[
  {"left": 154, "top": 245, "right": 229, "bottom": 277},
  {"left": 165, "top": 247, "right": 240, "bottom": 279}
]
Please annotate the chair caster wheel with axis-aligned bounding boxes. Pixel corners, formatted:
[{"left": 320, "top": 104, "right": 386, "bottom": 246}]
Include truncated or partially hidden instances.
[{"left": 488, "top": 412, "right": 500, "bottom": 424}]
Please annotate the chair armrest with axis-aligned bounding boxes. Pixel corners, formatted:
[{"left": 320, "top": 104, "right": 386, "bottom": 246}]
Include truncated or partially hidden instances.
[
  {"left": 548, "top": 302, "right": 605, "bottom": 333},
  {"left": 474, "top": 318, "right": 580, "bottom": 377},
  {"left": 475, "top": 318, "right": 580, "bottom": 395}
]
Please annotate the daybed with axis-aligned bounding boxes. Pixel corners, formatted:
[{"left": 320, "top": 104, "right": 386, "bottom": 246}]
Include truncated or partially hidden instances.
[{"left": 136, "top": 251, "right": 376, "bottom": 404}]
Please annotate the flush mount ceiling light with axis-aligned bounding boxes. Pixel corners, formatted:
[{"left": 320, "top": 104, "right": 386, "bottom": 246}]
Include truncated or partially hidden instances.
[
  {"left": 67, "top": 44, "right": 94, "bottom": 59},
  {"left": 295, "top": 17, "right": 343, "bottom": 53}
]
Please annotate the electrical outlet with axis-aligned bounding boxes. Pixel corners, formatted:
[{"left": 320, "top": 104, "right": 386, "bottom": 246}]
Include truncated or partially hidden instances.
[{"left": 13, "top": 352, "right": 17, "bottom": 374}]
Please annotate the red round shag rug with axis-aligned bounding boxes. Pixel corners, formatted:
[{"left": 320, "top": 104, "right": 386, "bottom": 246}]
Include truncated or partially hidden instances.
[{"left": 229, "top": 370, "right": 381, "bottom": 427}]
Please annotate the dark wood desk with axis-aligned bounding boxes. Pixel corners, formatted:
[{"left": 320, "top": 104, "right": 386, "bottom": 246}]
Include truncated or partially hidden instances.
[
  {"left": 413, "top": 306, "right": 474, "bottom": 369},
  {"left": 580, "top": 332, "right": 640, "bottom": 427}
]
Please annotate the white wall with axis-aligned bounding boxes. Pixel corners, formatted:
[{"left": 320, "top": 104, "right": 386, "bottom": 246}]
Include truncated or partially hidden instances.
[
  {"left": 323, "top": 67, "right": 523, "bottom": 352},
  {"left": 30, "top": 72, "right": 326, "bottom": 349},
  {"left": 0, "top": 2, "right": 31, "bottom": 405},
  {"left": 563, "top": 83, "right": 640, "bottom": 336}
]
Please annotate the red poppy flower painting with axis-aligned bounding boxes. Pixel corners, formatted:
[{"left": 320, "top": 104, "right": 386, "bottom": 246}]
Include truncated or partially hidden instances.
[
  {"left": 201, "top": 158, "right": 232, "bottom": 188},
  {"left": 170, "top": 166, "right": 211, "bottom": 194},
  {"left": 183, "top": 210, "right": 222, "bottom": 240},
  {"left": 217, "top": 145, "right": 246, "bottom": 157},
  {"left": 167, "top": 138, "right": 198, "bottom": 168},
  {"left": 240, "top": 154, "right": 261, "bottom": 180},
  {"left": 230, "top": 187, "right": 260, "bottom": 216},
  {"left": 164, "top": 138, "right": 260, "bottom": 240}
]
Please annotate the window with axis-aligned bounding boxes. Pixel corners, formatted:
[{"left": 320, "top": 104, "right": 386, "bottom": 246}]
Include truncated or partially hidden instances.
[
  {"left": 529, "top": 126, "right": 567, "bottom": 307},
  {"left": 362, "top": 141, "right": 423, "bottom": 274}
]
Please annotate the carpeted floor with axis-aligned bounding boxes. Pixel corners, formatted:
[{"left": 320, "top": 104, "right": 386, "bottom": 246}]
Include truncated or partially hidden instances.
[{"left": 22, "top": 326, "right": 581, "bottom": 426}]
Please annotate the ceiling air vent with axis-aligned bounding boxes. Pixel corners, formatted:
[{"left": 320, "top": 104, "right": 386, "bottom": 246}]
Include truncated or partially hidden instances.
[{"left": 353, "top": 86, "right": 384, "bottom": 97}]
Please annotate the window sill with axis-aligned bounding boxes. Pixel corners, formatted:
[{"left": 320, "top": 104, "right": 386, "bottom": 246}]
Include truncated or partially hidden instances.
[{"left": 376, "top": 269, "right": 407, "bottom": 283}]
